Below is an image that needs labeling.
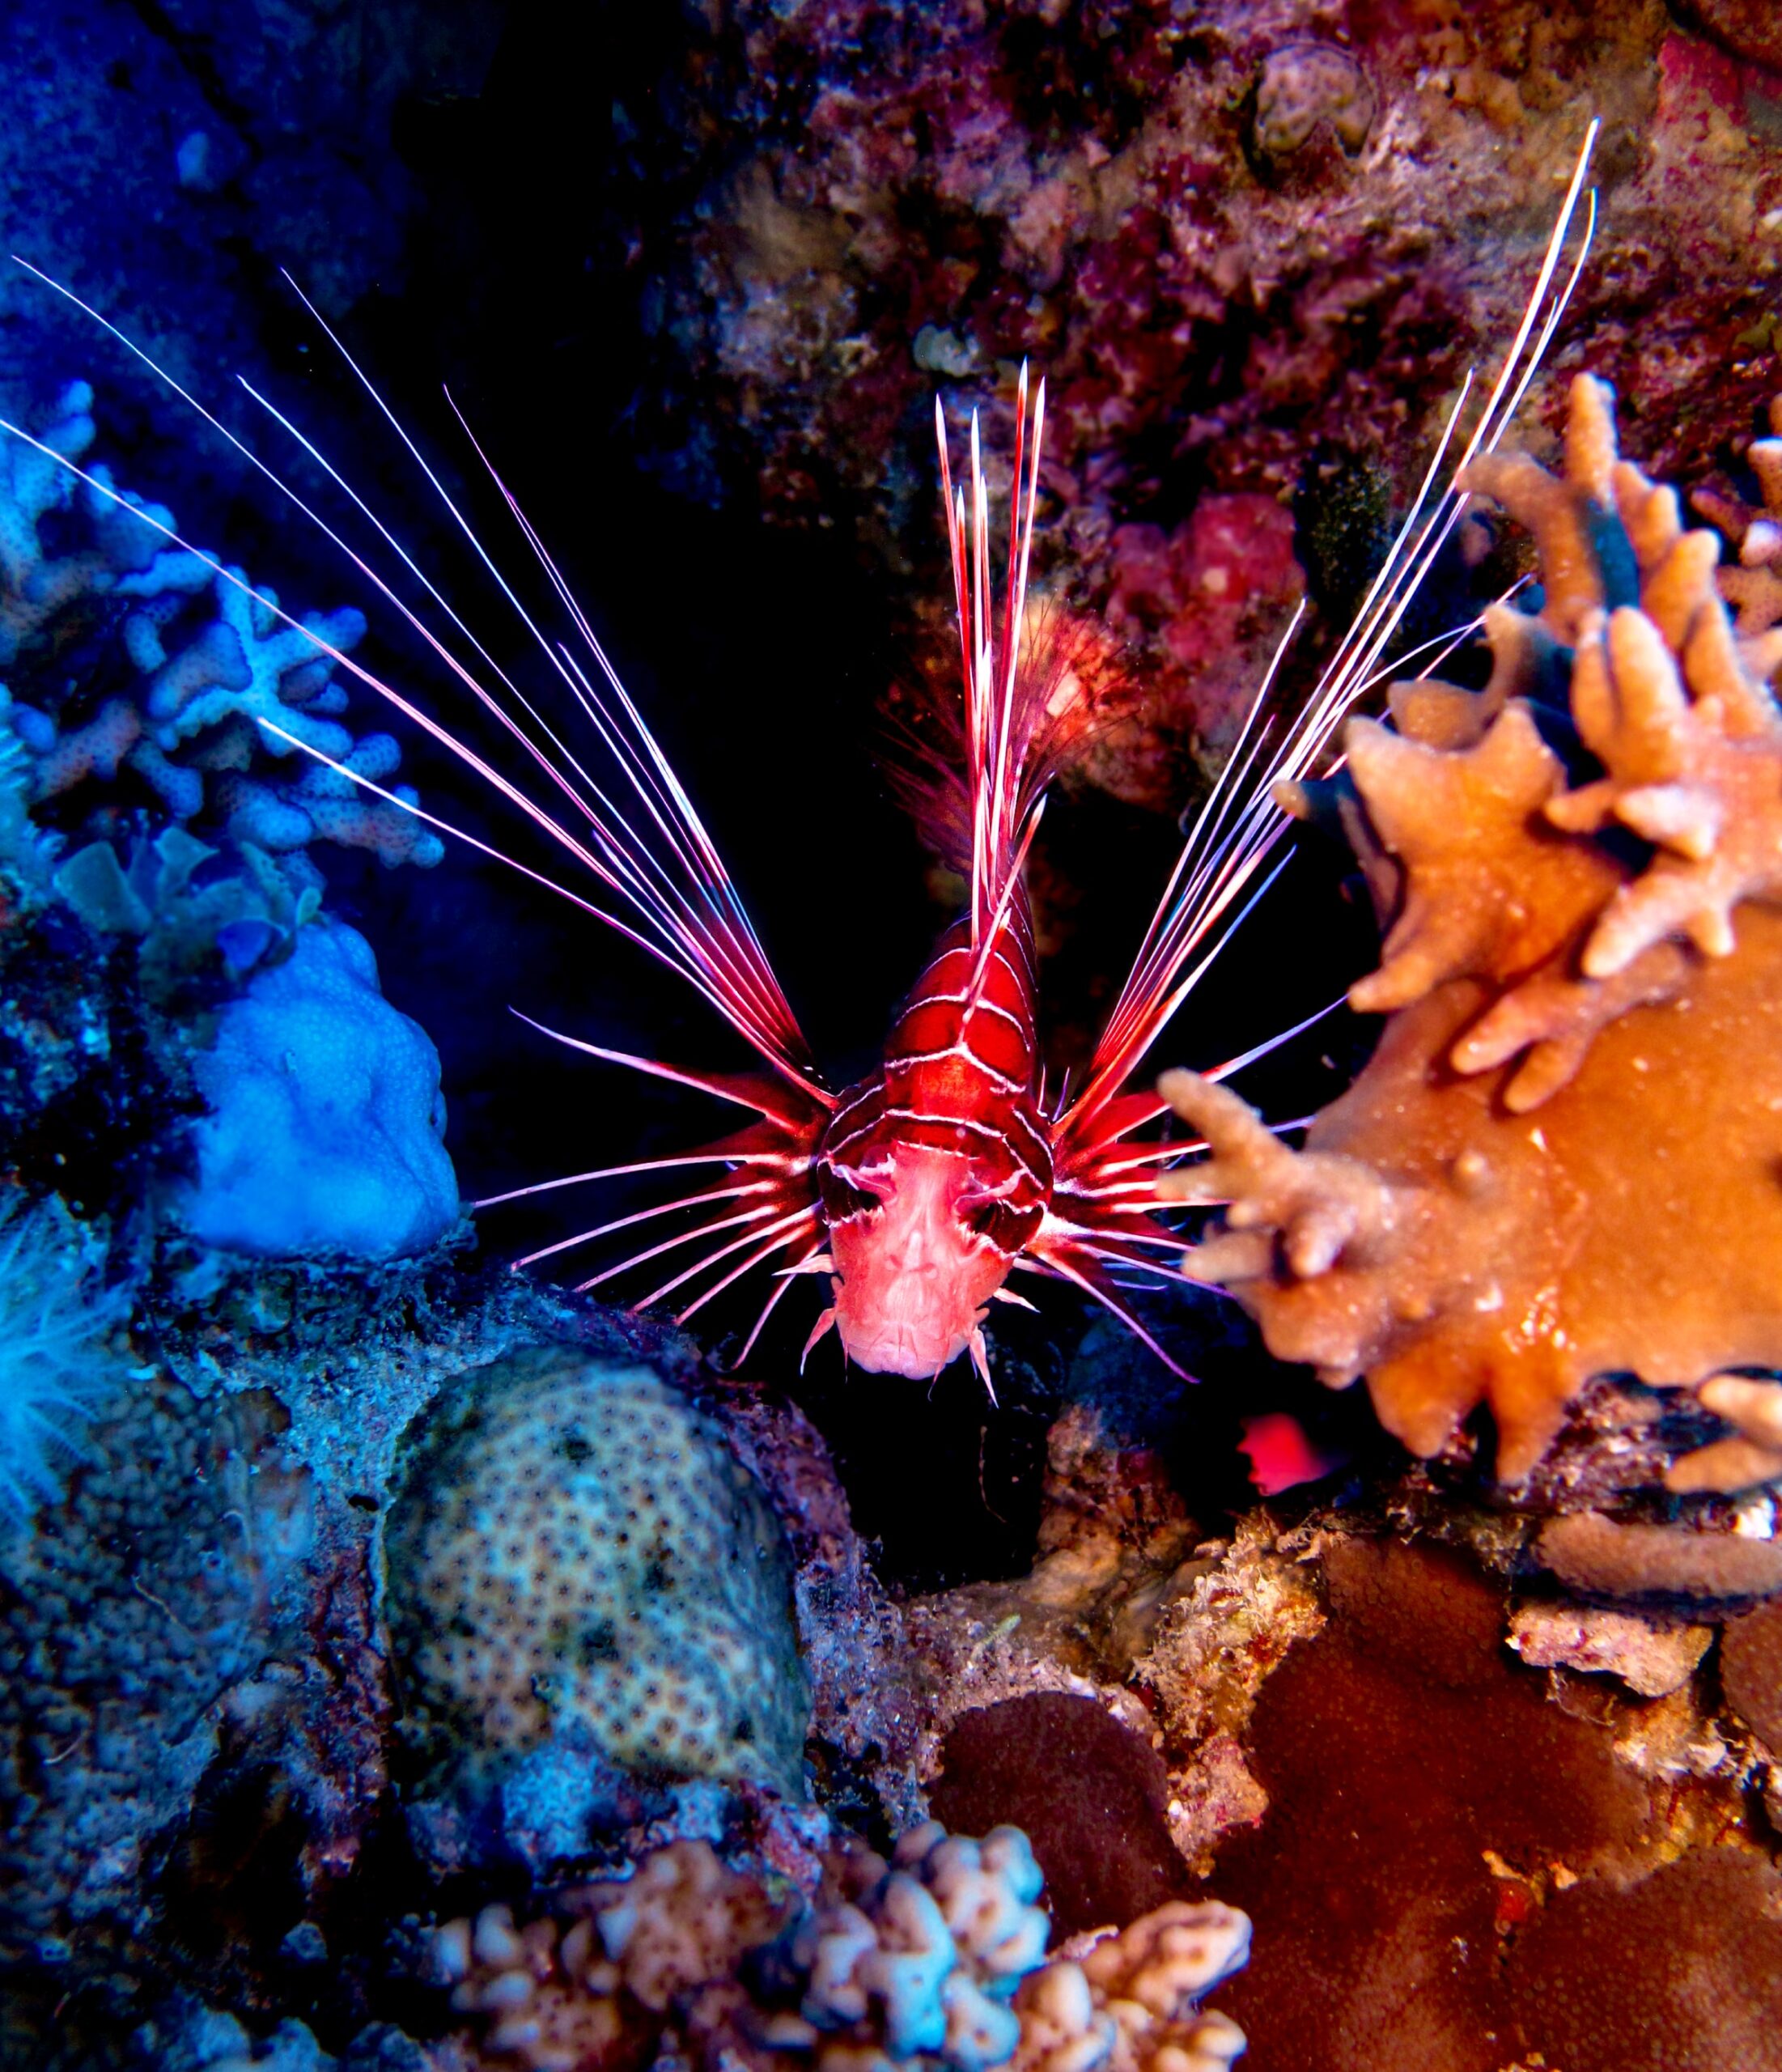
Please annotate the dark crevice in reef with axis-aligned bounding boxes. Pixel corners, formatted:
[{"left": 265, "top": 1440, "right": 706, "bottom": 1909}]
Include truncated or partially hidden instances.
[
  {"left": 791, "top": 1301, "right": 1067, "bottom": 1595},
  {"left": 119, "top": 0, "right": 262, "bottom": 157}
]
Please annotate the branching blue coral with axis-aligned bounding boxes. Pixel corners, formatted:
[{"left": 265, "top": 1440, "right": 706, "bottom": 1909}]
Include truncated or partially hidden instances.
[
  {"left": 797, "top": 1823, "right": 1052, "bottom": 2069},
  {"left": 0, "top": 1199, "right": 125, "bottom": 1527},
  {"left": 0, "top": 380, "right": 443, "bottom": 877}
]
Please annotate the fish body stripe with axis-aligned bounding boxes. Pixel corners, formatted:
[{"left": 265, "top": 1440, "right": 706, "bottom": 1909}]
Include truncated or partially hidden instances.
[{"left": 817, "top": 899, "right": 1053, "bottom": 1251}]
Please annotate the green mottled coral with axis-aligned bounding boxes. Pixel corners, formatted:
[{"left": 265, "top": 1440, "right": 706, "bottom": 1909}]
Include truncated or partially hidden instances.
[{"left": 384, "top": 1346, "right": 808, "bottom": 1796}]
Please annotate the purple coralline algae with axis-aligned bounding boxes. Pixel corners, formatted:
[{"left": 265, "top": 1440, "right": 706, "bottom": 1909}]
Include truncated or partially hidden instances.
[{"left": 612, "top": 0, "right": 1782, "bottom": 803}]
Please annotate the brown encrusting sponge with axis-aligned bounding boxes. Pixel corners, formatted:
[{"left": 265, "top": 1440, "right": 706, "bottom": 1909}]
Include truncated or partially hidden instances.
[
  {"left": 1160, "top": 375, "right": 1782, "bottom": 1488},
  {"left": 1201, "top": 1538, "right": 1782, "bottom": 2072}
]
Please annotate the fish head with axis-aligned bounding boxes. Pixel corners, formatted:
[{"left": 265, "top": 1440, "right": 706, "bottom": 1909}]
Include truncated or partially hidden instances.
[{"left": 822, "top": 1140, "right": 1010, "bottom": 1377}]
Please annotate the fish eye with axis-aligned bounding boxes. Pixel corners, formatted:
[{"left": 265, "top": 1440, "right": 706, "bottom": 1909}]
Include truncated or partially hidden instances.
[
  {"left": 961, "top": 1198, "right": 1015, "bottom": 1246},
  {"left": 823, "top": 1171, "right": 885, "bottom": 1221}
]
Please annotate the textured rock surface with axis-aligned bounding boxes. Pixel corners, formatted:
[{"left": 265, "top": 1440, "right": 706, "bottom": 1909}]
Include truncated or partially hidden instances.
[
  {"left": 1506, "top": 1600, "right": 1712, "bottom": 1697},
  {"left": 598, "top": 0, "right": 1782, "bottom": 805},
  {"left": 0, "top": 0, "right": 500, "bottom": 425}
]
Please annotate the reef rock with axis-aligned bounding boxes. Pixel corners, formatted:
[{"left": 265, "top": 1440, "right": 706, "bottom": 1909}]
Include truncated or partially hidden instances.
[{"left": 583, "top": 0, "right": 1782, "bottom": 808}]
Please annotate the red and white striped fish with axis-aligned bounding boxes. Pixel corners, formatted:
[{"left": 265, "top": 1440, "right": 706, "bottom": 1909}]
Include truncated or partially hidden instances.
[{"left": 4, "top": 128, "right": 1597, "bottom": 1386}]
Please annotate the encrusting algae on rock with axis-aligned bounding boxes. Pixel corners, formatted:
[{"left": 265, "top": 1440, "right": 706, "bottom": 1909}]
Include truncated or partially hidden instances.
[{"left": 1160, "top": 373, "right": 1782, "bottom": 1489}]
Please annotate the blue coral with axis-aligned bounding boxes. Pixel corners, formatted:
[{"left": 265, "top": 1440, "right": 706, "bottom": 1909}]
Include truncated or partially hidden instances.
[
  {"left": 179, "top": 916, "right": 459, "bottom": 1259},
  {"left": 797, "top": 1823, "right": 1051, "bottom": 2072}
]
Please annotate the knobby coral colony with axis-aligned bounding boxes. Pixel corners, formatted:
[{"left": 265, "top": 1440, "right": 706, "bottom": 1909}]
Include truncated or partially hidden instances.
[
  {"left": 1160, "top": 372, "right": 1782, "bottom": 1492},
  {"left": 3, "top": 144, "right": 1596, "bottom": 1389},
  {"left": 435, "top": 1824, "right": 1250, "bottom": 2072}
]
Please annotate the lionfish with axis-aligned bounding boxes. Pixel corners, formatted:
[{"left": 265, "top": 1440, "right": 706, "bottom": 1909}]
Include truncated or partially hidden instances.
[{"left": 6, "top": 130, "right": 1597, "bottom": 1387}]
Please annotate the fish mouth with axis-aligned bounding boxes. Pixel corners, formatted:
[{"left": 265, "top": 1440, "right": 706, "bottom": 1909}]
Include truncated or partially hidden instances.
[{"left": 837, "top": 1314, "right": 971, "bottom": 1378}]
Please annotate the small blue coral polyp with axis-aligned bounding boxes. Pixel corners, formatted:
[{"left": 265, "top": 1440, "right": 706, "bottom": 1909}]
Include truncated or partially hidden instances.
[{"left": 383, "top": 1347, "right": 809, "bottom": 1799}]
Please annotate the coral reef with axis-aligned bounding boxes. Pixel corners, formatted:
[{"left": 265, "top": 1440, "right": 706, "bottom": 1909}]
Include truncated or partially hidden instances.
[
  {"left": 436, "top": 1822, "right": 1247, "bottom": 2072},
  {"left": 11, "top": 12, "right": 1782, "bottom": 2070},
  {"left": 0, "top": 1250, "right": 767, "bottom": 2061},
  {"left": 0, "top": 384, "right": 463, "bottom": 1275},
  {"left": 125, "top": 1994, "right": 338, "bottom": 2072},
  {"left": 178, "top": 918, "right": 458, "bottom": 1262},
  {"left": 0, "top": 1364, "right": 326, "bottom": 1987},
  {"left": 50, "top": 825, "right": 322, "bottom": 1012},
  {"left": 893, "top": 1352, "right": 1330, "bottom": 1883},
  {"left": 383, "top": 1347, "right": 810, "bottom": 1823},
  {"left": 1161, "top": 374, "right": 1782, "bottom": 1487},
  {"left": 1693, "top": 393, "right": 1782, "bottom": 637},
  {"left": 0, "top": 827, "right": 198, "bottom": 1225},
  {"left": 0, "top": 384, "right": 443, "bottom": 886}
]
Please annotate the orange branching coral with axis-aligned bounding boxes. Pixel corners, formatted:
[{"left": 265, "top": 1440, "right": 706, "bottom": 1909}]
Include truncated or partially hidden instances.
[
  {"left": 1161, "top": 376, "right": 1782, "bottom": 1488},
  {"left": 1691, "top": 395, "right": 1782, "bottom": 643}
]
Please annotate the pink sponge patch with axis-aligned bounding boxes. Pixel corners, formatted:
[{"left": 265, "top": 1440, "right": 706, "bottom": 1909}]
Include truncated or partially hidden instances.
[{"left": 1237, "top": 1412, "right": 1344, "bottom": 1497}]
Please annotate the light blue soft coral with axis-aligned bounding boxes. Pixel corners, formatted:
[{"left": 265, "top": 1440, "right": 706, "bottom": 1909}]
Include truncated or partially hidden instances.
[
  {"left": 180, "top": 917, "right": 459, "bottom": 1259},
  {"left": 0, "top": 1200, "right": 125, "bottom": 1526}
]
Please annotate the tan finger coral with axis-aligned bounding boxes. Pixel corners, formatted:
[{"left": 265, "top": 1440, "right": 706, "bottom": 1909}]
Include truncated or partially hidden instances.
[
  {"left": 435, "top": 1828, "right": 1250, "bottom": 2072},
  {"left": 1163, "top": 374, "right": 1782, "bottom": 1488},
  {"left": 1009, "top": 1902, "right": 1250, "bottom": 2072}
]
